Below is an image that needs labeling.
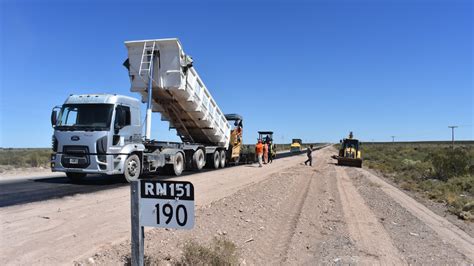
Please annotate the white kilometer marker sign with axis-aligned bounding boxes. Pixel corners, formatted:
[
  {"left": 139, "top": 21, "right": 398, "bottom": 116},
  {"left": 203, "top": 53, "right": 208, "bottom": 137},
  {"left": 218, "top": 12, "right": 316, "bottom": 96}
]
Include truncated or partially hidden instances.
[{"left": 139, "top": 180, "right": 195, "bottom": 229}]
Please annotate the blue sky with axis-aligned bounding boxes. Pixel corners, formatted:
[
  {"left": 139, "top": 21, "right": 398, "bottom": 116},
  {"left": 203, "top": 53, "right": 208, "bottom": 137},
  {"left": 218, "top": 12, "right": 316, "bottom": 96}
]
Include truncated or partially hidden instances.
[{"left": 0, "top": 0, "right": 472, "bottom": 147}]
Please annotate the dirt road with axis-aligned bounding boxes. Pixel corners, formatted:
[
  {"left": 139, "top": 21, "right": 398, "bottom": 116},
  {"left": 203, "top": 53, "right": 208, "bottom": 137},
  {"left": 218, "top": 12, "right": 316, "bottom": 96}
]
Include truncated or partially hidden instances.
[{"left": 1, "top": 146, "right": 473, "bottom": 265}]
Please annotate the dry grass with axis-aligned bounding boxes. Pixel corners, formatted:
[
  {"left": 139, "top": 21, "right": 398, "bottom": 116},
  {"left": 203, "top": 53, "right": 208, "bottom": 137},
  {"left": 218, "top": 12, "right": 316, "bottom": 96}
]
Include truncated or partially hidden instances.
[
  {"left": 175, "top": 237, "right": 239, "bottom": 266},
  {"left": 0, "top": 148, "right": 51, "bottom": 169}
]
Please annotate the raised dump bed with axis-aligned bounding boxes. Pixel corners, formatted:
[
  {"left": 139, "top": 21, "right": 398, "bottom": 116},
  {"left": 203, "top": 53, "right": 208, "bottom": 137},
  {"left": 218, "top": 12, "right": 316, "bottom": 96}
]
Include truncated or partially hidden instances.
[{"left": 124, "top": 38, "right": 230, "bottom": 147}]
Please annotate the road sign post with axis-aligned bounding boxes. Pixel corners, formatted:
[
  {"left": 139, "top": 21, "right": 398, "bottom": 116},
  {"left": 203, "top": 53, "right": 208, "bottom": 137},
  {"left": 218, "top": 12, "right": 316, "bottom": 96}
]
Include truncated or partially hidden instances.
[
  {"left": 131, "top": 181, "right": 144, "bottom": 266},
  {"left": 131, "top": 180, "right": 195, "bottom": 266}
]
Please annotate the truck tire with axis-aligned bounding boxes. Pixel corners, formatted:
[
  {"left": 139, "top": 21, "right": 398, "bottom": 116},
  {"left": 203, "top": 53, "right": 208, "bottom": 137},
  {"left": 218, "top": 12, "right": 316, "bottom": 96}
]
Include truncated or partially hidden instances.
[
  {"left": 219, "top": 150, "right": 226, "bottom": 168},
  {"left": 66, "top": 172, "right": 86, "bottom": 182},
  {"left": 171, "top": 152, "right": 184, "bottom": 176},
  {"left": 192, "top": 149, "right": 205, "bottom": 170},
  {"left": 212, "top": 151, "right": 220, "bottom": 169},
  {"left": 124, "top": 154, "right": 141, "bottom": 182}
]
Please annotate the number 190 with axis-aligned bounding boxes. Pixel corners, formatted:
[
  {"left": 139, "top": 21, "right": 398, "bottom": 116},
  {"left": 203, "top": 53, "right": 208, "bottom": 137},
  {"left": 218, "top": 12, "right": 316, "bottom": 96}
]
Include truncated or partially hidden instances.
[{"left": 155, "top": 203, "right": 188, "bottom": 226}]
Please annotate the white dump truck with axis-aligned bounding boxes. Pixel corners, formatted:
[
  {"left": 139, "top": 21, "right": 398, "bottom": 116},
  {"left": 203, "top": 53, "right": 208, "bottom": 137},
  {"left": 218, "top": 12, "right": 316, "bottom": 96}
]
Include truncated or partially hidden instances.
[{"left": 50, "top": 38, "right": 244, "bottom": 182}]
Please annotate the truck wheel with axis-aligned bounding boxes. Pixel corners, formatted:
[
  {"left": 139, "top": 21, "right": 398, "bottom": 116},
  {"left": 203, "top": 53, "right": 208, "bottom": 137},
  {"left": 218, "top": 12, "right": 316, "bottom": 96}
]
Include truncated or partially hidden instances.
[
  {"left": 124, "top": 154, "right": 141, "bottom": 182},
  {"left": 66, "top": 172, "right": 86, "bottom": 182},
  {"left": 171, "top": 152, "right": 184, "bottom": 176},
  {"left": 192, "top": 149, "right": 205, "bottom": 170},
  {"left": 219, "top": 150, "right": 226, "bottom": 168},
  {"left": 212, "top": 151, "right": 220, "bottom": 169}
]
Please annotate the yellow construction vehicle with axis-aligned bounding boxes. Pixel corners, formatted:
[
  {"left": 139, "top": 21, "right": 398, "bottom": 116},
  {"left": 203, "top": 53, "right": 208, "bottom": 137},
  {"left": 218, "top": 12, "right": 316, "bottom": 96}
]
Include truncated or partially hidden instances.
[
  {"left": 226, "top": 114, "right": 243, "bottom": 164},
  {"left": 335, "top": 132, "right": 362, "bottom": 167},
  {"left": 290, "top": 139, "right": 302, "bottom": 153}
]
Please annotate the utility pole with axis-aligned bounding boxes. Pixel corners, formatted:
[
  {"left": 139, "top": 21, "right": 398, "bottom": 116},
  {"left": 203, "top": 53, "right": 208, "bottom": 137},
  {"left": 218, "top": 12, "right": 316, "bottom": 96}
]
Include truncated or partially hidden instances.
[
  {"left": 391, "top": 136, "right": 395, "bottom": 143},
  {"left": 448, "top": 126, "right": 458, "bottom": 150}
]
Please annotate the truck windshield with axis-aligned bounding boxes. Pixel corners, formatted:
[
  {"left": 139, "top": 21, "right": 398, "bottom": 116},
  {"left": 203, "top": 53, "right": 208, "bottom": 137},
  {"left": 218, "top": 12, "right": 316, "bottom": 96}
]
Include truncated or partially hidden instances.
[{"left": 56, "top": 104, "right": 114, "bottom": 131}]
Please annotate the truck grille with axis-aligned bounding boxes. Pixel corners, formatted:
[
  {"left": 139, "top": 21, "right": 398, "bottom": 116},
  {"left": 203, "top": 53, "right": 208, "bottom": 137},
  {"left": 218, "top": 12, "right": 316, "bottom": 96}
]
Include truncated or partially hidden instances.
[{"left": 61, "top": 145, "right": 90, "bottom": 168}]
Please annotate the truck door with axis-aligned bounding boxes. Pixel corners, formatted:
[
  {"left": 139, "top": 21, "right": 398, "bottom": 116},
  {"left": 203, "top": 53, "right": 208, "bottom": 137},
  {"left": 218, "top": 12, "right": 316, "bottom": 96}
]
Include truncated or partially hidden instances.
[{"left": 114, "top": 105, "right": 132, "bottom": 145}]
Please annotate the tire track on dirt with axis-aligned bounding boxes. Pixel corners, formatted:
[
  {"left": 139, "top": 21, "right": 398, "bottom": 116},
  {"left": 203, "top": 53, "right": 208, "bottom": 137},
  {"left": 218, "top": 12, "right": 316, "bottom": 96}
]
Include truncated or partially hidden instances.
[
  {"left": 335, "top": 166, "right": 406, "bottom": 264},
  {"left": 249, "top": 168, "right": 314, "bottom": 264},
  {"left": 242, "top": 149, "right": 334, "bottom": 264},
  {"left": 280, "top": 170, "right": 314, "bottom": 263},
  {"left": 285, "top": 152, "right": 357, "bottom": 264}
]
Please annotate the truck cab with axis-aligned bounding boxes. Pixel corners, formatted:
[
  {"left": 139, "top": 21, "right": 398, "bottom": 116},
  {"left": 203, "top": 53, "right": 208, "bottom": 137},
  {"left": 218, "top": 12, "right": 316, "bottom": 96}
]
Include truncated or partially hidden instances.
[{"left": 50, "top": 94, "right": 145, "bottom": 181}]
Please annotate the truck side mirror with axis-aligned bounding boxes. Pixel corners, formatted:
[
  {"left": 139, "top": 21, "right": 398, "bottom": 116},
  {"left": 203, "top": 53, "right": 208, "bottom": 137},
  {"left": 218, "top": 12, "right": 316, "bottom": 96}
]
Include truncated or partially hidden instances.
[{"left": 51, "top": 110, "right": 57, "bottom": 127}]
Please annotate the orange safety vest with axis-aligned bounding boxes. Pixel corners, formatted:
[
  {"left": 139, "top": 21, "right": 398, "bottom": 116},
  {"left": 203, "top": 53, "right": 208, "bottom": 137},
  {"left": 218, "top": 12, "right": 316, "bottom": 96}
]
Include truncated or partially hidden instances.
[{"left": 256, "top": 143, "right": 263, "bottom": 154}]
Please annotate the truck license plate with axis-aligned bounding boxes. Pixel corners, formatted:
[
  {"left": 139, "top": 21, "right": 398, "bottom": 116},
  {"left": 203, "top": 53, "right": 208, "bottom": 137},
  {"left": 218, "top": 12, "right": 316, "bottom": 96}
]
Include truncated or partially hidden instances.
[{"left": 69, "top": 158, "right": 79, "bottom": 164}]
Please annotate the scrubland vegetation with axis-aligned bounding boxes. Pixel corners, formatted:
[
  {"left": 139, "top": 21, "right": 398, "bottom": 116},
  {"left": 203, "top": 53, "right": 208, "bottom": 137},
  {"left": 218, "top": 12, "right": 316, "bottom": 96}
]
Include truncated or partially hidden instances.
[
  {"left": 362, "top": 142, "right": 473, "bottom": 220},
  {"left": 0, "top": 148, "right": 51, "bottom": 170}
]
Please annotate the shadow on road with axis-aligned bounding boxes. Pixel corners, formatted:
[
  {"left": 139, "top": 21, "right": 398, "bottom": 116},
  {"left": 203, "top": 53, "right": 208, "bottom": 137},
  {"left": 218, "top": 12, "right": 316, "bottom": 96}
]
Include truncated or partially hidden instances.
[
  {"left": 0, "top": 175, "right": 128, "bottom": 208},
  {"left": 35, "top": 174, "right": 128, "bottom": 185}
]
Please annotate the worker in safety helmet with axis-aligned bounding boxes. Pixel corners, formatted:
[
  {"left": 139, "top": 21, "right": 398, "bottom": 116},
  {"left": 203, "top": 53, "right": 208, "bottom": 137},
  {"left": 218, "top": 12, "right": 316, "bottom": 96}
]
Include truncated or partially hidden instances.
[{"left": 255, "top": 139, "right": 264, "bottom": 167}]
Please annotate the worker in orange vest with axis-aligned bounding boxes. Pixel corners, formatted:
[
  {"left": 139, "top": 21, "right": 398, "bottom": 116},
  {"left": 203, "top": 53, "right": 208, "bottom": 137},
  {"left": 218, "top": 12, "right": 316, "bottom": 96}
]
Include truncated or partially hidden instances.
[{"left": 255, "top": 139, "right": 264, "bottom": 167}]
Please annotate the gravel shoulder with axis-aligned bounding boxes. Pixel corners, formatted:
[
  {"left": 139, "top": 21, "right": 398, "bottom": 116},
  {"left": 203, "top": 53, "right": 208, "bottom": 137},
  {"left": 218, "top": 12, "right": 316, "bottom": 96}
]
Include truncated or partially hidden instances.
[
  {"left": 363, "top": 167, "right": 474, "bottom": 238},
  {"left": 349, "top": 167, "right": 474, "bottom": 263}
]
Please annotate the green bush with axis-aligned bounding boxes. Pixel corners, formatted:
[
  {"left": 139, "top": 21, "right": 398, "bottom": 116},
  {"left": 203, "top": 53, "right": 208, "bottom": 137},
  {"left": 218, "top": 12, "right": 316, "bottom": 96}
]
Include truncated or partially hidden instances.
[
  {"left": 362, "top": 142, "right": 474, "bottom": 220},
  {"left": 429, "top": 148, "right": 470, "bottom": 180}
]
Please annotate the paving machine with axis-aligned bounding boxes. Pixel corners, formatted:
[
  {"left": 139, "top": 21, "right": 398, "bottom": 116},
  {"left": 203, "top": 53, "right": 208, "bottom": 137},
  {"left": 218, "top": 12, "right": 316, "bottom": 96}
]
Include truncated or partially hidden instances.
[
  {"left": 335, "top": 132, "right": 362, "bottom": 167},
  {"left": 258, "top": 131, "right": 273, "bottom": 143},
  {"left": 258, "top": 131, "right": 275, "bottom": 161}
]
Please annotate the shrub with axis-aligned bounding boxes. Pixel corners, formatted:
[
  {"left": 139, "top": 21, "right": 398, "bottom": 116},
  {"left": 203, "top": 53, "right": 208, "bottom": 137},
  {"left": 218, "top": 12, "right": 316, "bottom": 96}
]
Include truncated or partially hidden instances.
[
  {"left": 429, "top": 148, "right": 470, "bottom": 181},
  {"left": 362, "top": 143, "right": 474, "bottom": 220},
  {"left": 176, "top": 237, "right": 239, "bottom": 266}
]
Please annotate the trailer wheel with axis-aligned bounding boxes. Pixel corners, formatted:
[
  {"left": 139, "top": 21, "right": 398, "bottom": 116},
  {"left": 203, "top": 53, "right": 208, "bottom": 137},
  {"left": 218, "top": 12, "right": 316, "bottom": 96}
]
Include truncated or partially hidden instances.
[
  {"left": 192, "top": 149, "right": 205, "bottom": 170},
  {"left": 219, "top": 150, "right": 226, "bottom": 168},
  {"left": 172, "top": 152, "right": 184, "bottom": 176},
  {"left": 124, "top": 154, "right": 141, "bottom": 182},
  {"left": 212, "top": 151, "right": 220, "bottom": 169},
  {"left": 66, "top": 172, "right": 86, "bottom": 182}
]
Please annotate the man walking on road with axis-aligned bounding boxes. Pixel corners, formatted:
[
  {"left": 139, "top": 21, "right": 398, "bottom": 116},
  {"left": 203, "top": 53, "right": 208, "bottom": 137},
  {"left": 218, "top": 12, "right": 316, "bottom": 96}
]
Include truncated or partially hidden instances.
[
  {"left": 268, "top": 140, "right": 275, "bottom": 163},
  {"left": 304, "top": 145, "right": 313, "bottom": 166},
  {"left": 256, "top": 139, "right": 264, "bottom": 167}
]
